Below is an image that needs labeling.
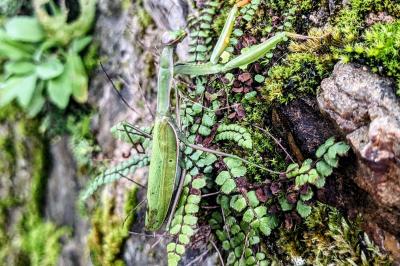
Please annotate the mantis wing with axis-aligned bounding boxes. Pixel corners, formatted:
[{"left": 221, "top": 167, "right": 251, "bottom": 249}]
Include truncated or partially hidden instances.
[{"left": 145, "top": 117, "right": 179, "bottom": 231}]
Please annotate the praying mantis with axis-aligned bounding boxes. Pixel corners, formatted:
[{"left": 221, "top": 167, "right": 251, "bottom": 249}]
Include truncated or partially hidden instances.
[
  {"left": 85, "top": 0, "right": 326, "bottom": 237},
  {"left": 144, "top": 0, "right": 326, "bottom": 231}
]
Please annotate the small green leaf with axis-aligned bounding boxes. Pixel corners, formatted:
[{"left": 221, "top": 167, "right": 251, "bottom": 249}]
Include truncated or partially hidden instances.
[
  {"left": 259, "top": 220, "right": 271, "bottom": 236},
  {"left": 167, "top": 253, "right": 180, "bottom": 266},
  {"left": 36, "top": 57, "right": 64, "bottom": 80},
  {"left": 192, "top": 178, "right": 206, "bottom": 189},
  {"left": 187, "top": 195, "right": 201, "bottom": 204},
  {"left": 249, "top": 235, "right": 260, "bottom": 245},
  {"left": 178, "top": 234, "right": 190, "bottom": 245},
  {"left": 300, "top": 187, "right": 314, "bottom": 201},
  {"left": 316, "top": 161, "right": 333, "bottom": 177},
  {"left": 222, "top": 240, "right": 231, "bottom": 250},
  {"left": 254, "top": 74, "right": 265, "bottom": 83},
  {"left": 67, "top": 53, "right": 88, "bottom": 103},
  {"left": 221, "top": 178, "right": 236, "bottom": 194},
  {"left": 316, "top": 137, "right": 335, "bottom": 158},
  {"left": 244, "top": 91, "right": 257, "bottom": 100},
  {"left": 314, "top": 176, "right": 326, "bottom": 189},
  {"left": 175, "top": 244, "right": 185, "bottom": 255},
  {"left": 246, "top": 191, "right": 259, "bottom": 208},
  {"left": 298, "top": 159, "right": 312, "bottom": 174},
  {"left": 14, "top": 74, "right": 37, "bottom": 108},
  {"left": 254, "top": 206, "right": 267, "bottom": 217},
  {"left": 296, "top": 200, "right": 312, "bottom": 218},
  {"left": 167, "top": 243, "right": 176, "bottom": 252},
  {"left": 231, "top": 166, "right": 247, "bottom": 177},
  {"left": 224, "top": 157, "right": 242, "bottom": 169},
  {"left": 185, "top": 203, "right": 199, "bottom": 214},
  {"left": 232, "top": 196, "right": 247, "bottom": 212},
  {"left": 295, "top": 174, "right": 308, "bottom": 187},
  {"left": 246, "top": 256, "right": 256, "bottom": 265},
  {"left": 181, "top": 225, "right": 194, "bottom": 236},
  {"left": 5, "top": 16, "right": 44, "bottom": 42},
  {"left": 307, "top": 169, "right": 319, "bottom": 183},
  {"left": 286, "top": 163, "right": 299, "bottom": 173},
  {"left": 183, "top": 215, "right": 198, "bottom": 226},
  {"left": 279, "top": 196, "right": 292, "bottom": 211},
  {"left": 243, "top": 208, "right": 254, "bottom": 223},
  {"left": 47, "top": 69, "right": 72, "bottom": 109},
  {"left": 71, "top": 36, "right": 93, "bottom": 53},
  {"left": 215, "top": 171, "right": 230, "bottom": 186},
  {"left": 256, "top": 252, "right": 266, "bottom": 260},
  {"left": 4, "top": 61, "right": 35, "bottom": 75},
  {"left": 169, "top": 224, "right": 181, "bottom": 235},
  {"left": 202, "top": 153, "right": 218, "bottom": 166},
  {"left": 323, "top": 152, "right": 339, "bottom": 167}
]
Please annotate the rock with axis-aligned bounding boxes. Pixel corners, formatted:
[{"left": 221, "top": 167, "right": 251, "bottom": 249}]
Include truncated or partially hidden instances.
[
  {"left": 45, "top": 136, "right": 91, "bottom": 266},
  {"left": 318, "top": 62, "right": 400, "bottom": 260},
  {"left": 318, "top": 63, "right": 400, "bottom": 208}
]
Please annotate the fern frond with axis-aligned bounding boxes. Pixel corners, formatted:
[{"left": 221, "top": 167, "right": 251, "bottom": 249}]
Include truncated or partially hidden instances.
[
  {"left": 187, "top": 0, "right": 219, "bottom": 64},
  {"left": 80, "top": 154, "right": 149, "bottom": 204},
  {"left": 110, "top": 121, "right": 151, "bottom": 148},
  {"left": 167, "top": 151, "right": 217, "bottom": 266},
  {"left": 215, "top": 124, "right": 253, "bottom": 149}
]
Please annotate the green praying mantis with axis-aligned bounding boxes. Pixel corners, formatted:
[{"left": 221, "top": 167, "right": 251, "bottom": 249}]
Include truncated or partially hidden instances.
[{"left": 86, "top": 0, "right": 326, "bottom": 233}]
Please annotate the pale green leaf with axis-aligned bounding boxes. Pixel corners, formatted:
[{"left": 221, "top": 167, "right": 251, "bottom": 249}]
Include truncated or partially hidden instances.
[
  {"left": 296, "top": 200, "right": 312, "bottom": 218},
  {"left": 5, "top": 16, "right": 44, "bottom": 42},
  {"left": 192, "top": 178, "right": 206, "bottom": 189},
  {"left": 243, "top": 208, "right": 254, "bottom": 223},
  {"left": 316, "top": 137, "right": 335, "bottom": 158},
  {"left": 224, "top": 157, "right": 242, "bottom": 169},
  {"left": 231, "top": 166, "right": 247, "bottom": 177},
  {"left": 221, "top": 178, "right": 236, "bottom": 194},
  {"left": 36, "top": 57, "right": 64, "bottom": 80},
  {"left": 232, "top": 196, "right": 247, "bottom": 212},
  {"left": 316, "top": 161, "right": 333, "bottom": 177},
  {"left": 4, "top": 61, "right": 35, "bottom": 75},
  {"left": 278, "top": 196, "right": 292, "bottom": 211},
  {"left": 247, "top": 191, "right": 259, "bottom": 208},
  {"left": 300, "top": 187, "right": 314, "bottom": 201},
  {"left": 14, "top": 74, "right": 37, "bottom": 108},
  {"left": 215, "top": 171, "right": 230, "bottom": 186}
]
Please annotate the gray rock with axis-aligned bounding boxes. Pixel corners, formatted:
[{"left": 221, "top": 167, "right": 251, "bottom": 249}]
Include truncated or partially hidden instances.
[
  {"left": 45, "top": 136, "right": 91, "bottom": 266},
  {"left": 318, "top": 62, "right": 400, "bottom": 208}
]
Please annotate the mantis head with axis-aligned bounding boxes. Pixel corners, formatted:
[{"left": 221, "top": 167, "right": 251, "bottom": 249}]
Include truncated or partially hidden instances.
[{"left": 162, "top": 29, "right": 187, "bottom": 46}]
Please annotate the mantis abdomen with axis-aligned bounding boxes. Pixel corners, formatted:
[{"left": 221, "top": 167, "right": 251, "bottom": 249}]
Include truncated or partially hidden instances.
[{"left": 145, "top": 117, "right": 179, "bottom": 231}]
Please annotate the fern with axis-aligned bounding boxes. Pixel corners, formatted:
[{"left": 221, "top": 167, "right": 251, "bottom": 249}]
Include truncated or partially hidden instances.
[
  {"left": 187, "top": 0, "right": 219, "bottom": 64},
  {"left": 215, "top": 124, "right": 253, "bottom": 149},
  {"left": 167, "top": 151, "right": 218, "bottom": 266},
  {"left": 80, "top": 155, "right": 149, "bottom": 204},
  {"left": 110, "top": 121, "right": 151, "bottom": 148}
]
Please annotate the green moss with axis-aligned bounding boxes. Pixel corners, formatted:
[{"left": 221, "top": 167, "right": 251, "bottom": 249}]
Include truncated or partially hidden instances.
[
  {"left": 271, "top": 203, "right": 392, "bottom": 265},
  {"left": 0, "top": 105, "right": 68, "bottom": 265},
  {"left": 20, "top": 216, "right": 70, "bottom": 266},
  {"left": 88, "top": 188, "right": 138, "bottom": 266}
]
